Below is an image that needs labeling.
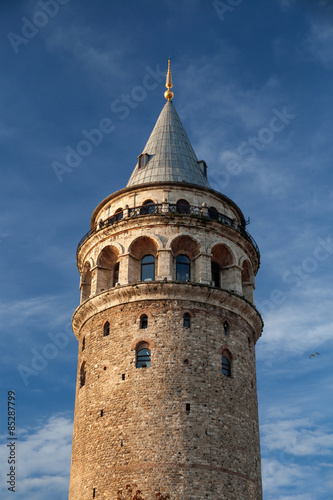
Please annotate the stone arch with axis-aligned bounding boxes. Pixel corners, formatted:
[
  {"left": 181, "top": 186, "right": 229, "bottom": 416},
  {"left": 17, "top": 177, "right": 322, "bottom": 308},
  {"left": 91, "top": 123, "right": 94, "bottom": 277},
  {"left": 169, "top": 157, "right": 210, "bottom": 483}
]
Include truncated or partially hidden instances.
[
  {"left": 211, "top": 243, "right": 236, "bottom": 290},
  {"left": 128, "top": 236, "right": 158, "bottom": 283},
  {"left": 81, "top": 261, "right": 92, "bottom": 303},
  {"left": 170, "top": 234, "right": 201, "bottom": 258},
  {"left": 96, "top": 245, "right": 120, "bottom": 292},
  {"left": 170, "top": 235, "right": 201, "bottom": 282}
]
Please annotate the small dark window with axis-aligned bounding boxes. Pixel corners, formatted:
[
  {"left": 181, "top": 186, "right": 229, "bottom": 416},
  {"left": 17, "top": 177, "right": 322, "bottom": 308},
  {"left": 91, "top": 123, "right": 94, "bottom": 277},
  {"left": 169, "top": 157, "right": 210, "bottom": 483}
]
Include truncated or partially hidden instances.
[
  {"left": 140, "top": 199, "right": 156, "bottom": 215},
  {"left": 122, "top": 374, "right": 125, "bottom": 380},
  {"left": 113, "top": 263, "right": 119, "bottom": 286},
  {"left": 100, "top": 409, "right": 104, "bottom": 417},
  {"left": 141, "top": 255, "right": 155, "bottom": 281},
  {"left": 211, "top": 262, "right": 221, "bottom": 287},
  {"left": 93, "top": 488, "right": 96, "bottom": 498},
  {"left": 183, "top": 313, "right": 191, "bottom": 328},
  {"left": 186, "top": 403, "right": 191, "bottom": 412},
  {"left": 114, "top": 208, "right": 123, "bottom": 221},
  {"left": 223, "top": 321, "right": 229, "bottom": 336},
  {"left": 176, "top": 199, "right": 190, "bottom": 214},
  {"left": 80, "top": 363, "right": 86, "bottom": 388},
  {"left": 82, "top": 337, "right": 85, "bottom": 351},
  {"left": 222, "top": 356, "right": 231, "bottom": 377},
  {"left": 176, "top": 255, "right": 190, "bottom": 281},
  {"left": 140, "top": 314, "right": 148, "bottom": 329},
  {"left": 136, "top": 348, "right": 151, "bottom": 368},
  {"left": 208, "top": 206, "right": 219, "bottom": 221},
  {"left": 103, "top": 321, "right": 110, "bottom": 337},
  {"left": 138, "top": 153, "right": 149, "bottom": 169},
  {"left": 248, "top": 337, "right": 252, "bottom": 350}
]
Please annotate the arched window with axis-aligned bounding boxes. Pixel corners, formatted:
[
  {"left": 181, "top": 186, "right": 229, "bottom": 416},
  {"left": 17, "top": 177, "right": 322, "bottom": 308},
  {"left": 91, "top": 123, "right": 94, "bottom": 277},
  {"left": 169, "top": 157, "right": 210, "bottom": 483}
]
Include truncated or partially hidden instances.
[
  {"left": 208, "top": 206, "right": 219, "bottom": 221},
  {"left": 140, "top": 315, "right": 148, "bottom": 329},
  {"left": 136, "top": 348, "right": 151, "bottom": 368},
  {"left": 113, "top": 263, "right": 119, "bottom": 286},
  {"left": 141, "top": 255, "right": 155, "bottom": 281},
  {"left": 222, "top": 356, "right": 231, "bottom": 377},
  {"left": 80, "top": 363, "right": 86, "bottom": 387},
  {"left": 176, "top": 199, "right": 190, "bottom": 214},
  {"left": 211, "top": 262, "right": 221, "bottom": 287},
  {"left": 183, "top": 313, "right": 191, "bottom": 328},
  {"left": 223, "top": 321, "right": 229, "bottom": 336},
  {"left": 140, "top": 199, "right": 156, "bottom": 215},
  {"left": 114, "top": 208, "right": 123, "bottom": 221},
  {"left": 176, "top": 255, "right": 190, "bottom": 281},
  {"left": 103, "top": 321, "right": 110, "bottom": 337}
]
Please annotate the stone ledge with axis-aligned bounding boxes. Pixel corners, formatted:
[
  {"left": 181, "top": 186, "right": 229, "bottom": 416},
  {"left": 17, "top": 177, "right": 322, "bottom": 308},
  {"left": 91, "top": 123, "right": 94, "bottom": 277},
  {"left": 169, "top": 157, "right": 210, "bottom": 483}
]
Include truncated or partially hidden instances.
[{"left": 72, "top": 281, "right": 263, "bottom": 341}]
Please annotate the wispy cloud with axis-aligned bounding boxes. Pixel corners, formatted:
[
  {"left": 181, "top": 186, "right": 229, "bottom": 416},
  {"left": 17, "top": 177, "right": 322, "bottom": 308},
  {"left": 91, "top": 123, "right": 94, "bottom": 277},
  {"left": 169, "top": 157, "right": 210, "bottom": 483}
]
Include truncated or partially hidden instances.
[{"left": 0, "top": 414, "right": 72, "bottom": 500}]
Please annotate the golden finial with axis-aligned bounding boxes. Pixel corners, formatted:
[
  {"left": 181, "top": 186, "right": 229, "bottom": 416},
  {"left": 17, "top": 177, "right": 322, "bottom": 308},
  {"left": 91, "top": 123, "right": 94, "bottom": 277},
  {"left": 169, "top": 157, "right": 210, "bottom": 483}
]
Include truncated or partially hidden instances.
[{"left": 164, "top": 58, "right": 174, "bottom": 101}]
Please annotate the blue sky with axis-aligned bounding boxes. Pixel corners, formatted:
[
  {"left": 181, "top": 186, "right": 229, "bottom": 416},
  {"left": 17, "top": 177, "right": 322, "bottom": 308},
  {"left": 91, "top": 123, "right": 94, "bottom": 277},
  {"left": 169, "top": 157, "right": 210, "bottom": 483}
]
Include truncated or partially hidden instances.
[{"left": 0, "top": 0, "right": 332, "bottom": 498}]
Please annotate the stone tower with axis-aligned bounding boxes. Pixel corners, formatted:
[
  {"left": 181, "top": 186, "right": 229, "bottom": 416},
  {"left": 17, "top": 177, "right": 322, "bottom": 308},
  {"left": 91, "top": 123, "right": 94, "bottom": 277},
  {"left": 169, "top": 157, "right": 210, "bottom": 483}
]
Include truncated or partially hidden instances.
[{"left": 69, "top": 60, "right": 263, "bottom": 500}]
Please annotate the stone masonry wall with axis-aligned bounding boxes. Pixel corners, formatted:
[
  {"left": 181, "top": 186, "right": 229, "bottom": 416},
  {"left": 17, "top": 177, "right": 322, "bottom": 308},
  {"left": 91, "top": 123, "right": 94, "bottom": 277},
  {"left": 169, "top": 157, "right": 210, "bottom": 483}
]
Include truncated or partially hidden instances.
[{"left": 69, "top": 291, "right": 262, "bottom": 500}]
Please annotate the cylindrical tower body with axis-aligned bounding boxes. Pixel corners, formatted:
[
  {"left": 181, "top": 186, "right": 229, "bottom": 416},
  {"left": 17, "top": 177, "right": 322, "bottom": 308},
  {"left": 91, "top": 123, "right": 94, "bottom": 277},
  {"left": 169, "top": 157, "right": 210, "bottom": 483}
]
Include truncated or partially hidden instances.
[{"left": 69, "top": 71, "right": 263, "bottom": 499}]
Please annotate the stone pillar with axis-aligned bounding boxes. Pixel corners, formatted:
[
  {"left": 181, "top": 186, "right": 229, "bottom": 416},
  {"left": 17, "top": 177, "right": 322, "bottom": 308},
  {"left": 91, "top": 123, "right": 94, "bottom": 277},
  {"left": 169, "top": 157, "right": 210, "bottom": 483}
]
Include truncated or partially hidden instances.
[
  {"left": 242, "top": 282, "right": 255, "bottom": 304},
  {"left": 90, "top": 266, "right": 98, "bottom": 295},
  {"left": 222, "top": 265, "right": 242, "bottom": 293},
  {"left": 157, "top": 249, "right": 172, "bottom": 280},
  {"left": 195, "top": 253, "right": 211, "bottom": 284},
  {"left": 118, "top": 254, "right": 130, "bottom": 285}
]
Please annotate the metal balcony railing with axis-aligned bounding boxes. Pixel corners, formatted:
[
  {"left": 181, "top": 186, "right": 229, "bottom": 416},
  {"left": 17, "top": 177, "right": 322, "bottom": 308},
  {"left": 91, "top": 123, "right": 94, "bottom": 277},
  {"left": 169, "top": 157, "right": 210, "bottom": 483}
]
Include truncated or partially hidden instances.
[{"left": 77, "top": 202, "right": 260, "bottom": 263}]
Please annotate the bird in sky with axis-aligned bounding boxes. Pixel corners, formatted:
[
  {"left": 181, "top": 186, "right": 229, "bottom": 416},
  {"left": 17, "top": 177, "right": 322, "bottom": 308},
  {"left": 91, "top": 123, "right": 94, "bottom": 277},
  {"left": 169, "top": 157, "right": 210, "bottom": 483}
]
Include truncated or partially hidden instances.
[{"left": 309, "top": 352, "right": 320, "bottom": 358}]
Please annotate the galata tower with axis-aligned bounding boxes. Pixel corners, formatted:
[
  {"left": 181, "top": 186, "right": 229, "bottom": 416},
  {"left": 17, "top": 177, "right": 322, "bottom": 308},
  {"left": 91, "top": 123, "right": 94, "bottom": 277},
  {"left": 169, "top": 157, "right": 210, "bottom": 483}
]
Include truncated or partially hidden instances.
[{"left": 69, "top": 59, "right": 263, "bottom": 500}]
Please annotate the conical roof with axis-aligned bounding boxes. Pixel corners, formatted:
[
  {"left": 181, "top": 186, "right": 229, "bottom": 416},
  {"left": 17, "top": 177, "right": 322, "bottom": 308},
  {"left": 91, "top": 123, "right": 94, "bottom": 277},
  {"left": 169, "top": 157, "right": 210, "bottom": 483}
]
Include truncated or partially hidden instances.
[{"left": 126, "top": 100, "right": 210, "bottom": 188}]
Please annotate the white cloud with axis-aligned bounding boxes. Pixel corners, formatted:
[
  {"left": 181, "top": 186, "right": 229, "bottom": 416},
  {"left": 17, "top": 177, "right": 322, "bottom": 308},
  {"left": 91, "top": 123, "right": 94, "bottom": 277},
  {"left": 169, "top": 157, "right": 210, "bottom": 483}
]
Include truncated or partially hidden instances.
[
  {"left": 0, "top": 414, "right": 72, "bottom": 500},
  {"left": 257, "top": 285, "right": 333, "bottom": 358},
  {"left": 262, "top": 458, "right": 308, "bottom": 493},
  {"left": 261, "top": 418, "right": 333, "bottom": 457},
  {"left": 304, "top": 20, "right": 333, "bottom": 67}
]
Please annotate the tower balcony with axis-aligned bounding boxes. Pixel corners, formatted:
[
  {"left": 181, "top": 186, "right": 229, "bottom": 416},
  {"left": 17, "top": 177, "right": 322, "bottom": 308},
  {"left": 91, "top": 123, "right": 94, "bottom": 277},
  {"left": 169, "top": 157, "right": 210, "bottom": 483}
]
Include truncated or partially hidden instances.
[{"left": 77, "top": 201, "right": 260, "bottom": 264}]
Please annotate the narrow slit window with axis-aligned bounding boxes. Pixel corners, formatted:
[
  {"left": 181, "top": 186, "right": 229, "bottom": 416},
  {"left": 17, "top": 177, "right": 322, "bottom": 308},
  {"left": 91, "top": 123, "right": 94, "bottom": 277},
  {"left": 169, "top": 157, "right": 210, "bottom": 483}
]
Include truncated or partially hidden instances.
[
  {"left": 113, "top": 263, "right": 119, "bottom": 286},
  {"left": 211, "top": 262, "right": 221, "bottom": 287},
  {"left": 183, "top": 313, "right": 191, "bottom": 328},
  {"left": 80, "top": 363, "right": 86, "bottom": 388},
  {"left": 103, "top": 321, "right": 110, "bottom": 337},
  {"left": 223, "top": 321, "right": 229, "bottom": 336},
  {"left": 222, "top": 356, "right": 231, "bottom": 377},
  {"left": 140, "top": 315, "right": 148, "bottom": 329}
]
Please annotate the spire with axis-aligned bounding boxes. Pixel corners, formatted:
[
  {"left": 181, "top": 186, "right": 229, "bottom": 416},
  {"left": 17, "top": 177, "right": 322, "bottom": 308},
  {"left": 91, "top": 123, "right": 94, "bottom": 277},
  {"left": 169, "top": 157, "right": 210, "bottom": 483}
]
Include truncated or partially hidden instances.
[
  {"left": 164, "top": 58, "right": 174, "bottom": 101},
  {"left": 126, "top": 60, "right": 210, "bottom": 189}
]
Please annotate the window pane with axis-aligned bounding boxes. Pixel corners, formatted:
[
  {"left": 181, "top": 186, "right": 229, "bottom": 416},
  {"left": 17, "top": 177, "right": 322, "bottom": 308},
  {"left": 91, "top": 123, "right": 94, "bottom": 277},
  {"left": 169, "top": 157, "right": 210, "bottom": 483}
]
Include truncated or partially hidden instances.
[
  {"left": 137, "top": 348, "right": 151, "bottom": 368},
  {"left": 176, "top": 255, "right": 190, "bottom": 281},
  {"left": 222, "top": 356, "right": 231, "bottom": 376},
  {"left": 183, "top": 314, "right": 191, "bottom": 328},
  {"left": 211, "top": 262, "right": 220, "bottom": 287},
  {"left": 140, "top": 315, "right": 148, "bottom": 329},
  {"left": 141, "top": 255, "right": 155, "bottom": 281}
]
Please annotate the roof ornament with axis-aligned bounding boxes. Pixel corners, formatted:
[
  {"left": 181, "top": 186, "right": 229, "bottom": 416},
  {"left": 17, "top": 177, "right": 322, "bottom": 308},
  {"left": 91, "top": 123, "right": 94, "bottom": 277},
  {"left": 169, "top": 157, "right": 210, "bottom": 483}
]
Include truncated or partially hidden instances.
[{"left": 164, "top": 58, "right": 174, "bottom": 101}]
